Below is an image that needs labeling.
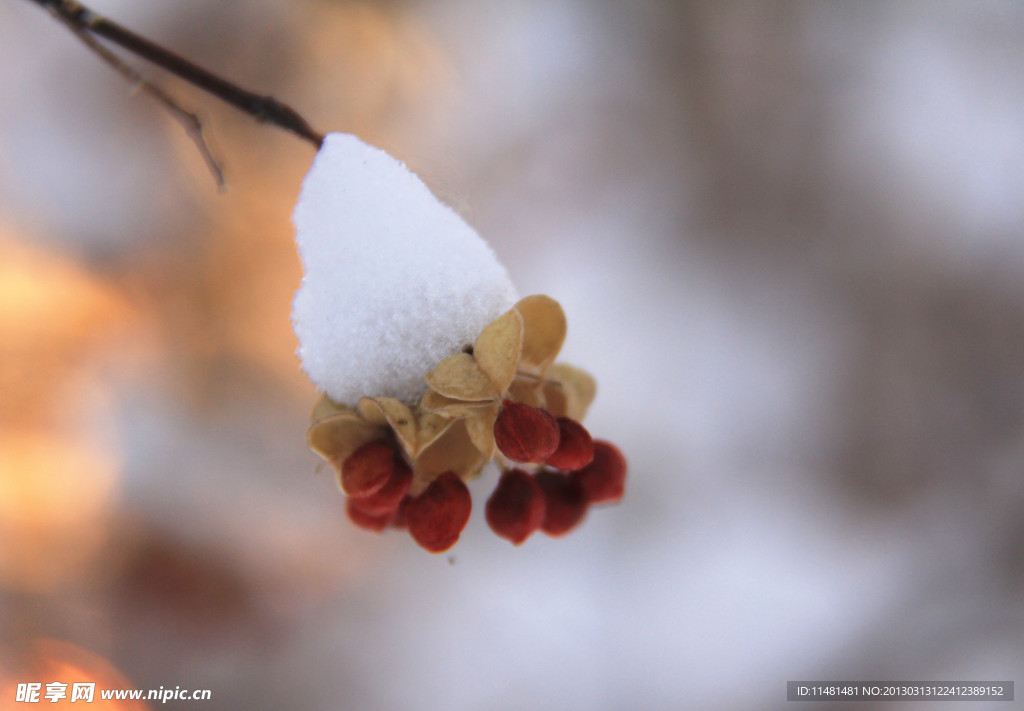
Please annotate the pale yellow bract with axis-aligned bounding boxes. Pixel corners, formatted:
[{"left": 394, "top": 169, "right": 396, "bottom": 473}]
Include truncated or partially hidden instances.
[{"left": 306, "top": 295, "right": 597, "bottom": 495}]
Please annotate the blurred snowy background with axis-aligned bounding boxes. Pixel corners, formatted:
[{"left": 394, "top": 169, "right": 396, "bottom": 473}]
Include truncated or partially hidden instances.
[{"left": 1, "top": 1, "right": 1022, "bottom": 709}]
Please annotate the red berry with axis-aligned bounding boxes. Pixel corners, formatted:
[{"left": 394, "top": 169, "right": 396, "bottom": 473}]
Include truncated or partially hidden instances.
[
  {"left": 571, "top": 440, "right": 627, "bottom": 503},
  {"left": 404, "top": 472, "right": 472, "bottom": 553},
  {"left": 349, "top": 457, "right": 413, "bottom": 515},
  {"left": 535, "top": 470, "right": 588, "bottom": 536},
  {"left": 545, "top": 417, "right": 594, "bottom": 470},
  {"left": 345, "top": 497, "right": 393, "bottom": 532},
  {"left": 485, "top": 469, "right": 546, "bottom": 545},
  {"left": 340, "top": 441, "right": 394, "bottom": 497},
  {"left": 493, "top": 400, "right": 560, "bottom": 463}
]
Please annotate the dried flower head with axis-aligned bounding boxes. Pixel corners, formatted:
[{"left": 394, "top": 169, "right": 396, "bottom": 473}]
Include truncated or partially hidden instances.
[
  {"left": 295, "top": 134, "right": 625, "bottom": 553},
  {"left": 304, "top": 295, "right": 626, "bottom": 552},
  {"left": 307, "top": 394, "right": 486, "bottom": 548},
  {"left": 422, "top": 296, "right": 596, "bottom": 463}
]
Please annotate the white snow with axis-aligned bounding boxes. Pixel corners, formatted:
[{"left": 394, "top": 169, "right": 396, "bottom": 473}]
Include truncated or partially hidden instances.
[{"left": 292, "top": 133, "right": 518, "bottom": 406}]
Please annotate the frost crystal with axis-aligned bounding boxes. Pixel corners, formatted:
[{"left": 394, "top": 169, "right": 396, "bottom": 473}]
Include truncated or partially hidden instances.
[{"left": 292, "top": 133, "right": 518, "bottom": 405}]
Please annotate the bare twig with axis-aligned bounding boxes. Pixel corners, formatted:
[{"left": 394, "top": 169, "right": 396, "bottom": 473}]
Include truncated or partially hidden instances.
[
  {"left": 55, "top": 12, "right": 228, "bottom": 188},
  {"left": 27, "top": 0, "right": 325, "bottom": 156}
]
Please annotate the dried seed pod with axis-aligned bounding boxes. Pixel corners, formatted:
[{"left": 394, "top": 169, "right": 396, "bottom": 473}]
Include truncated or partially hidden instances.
[
  {"left": 571, "top": 440, "right": 627, "bottom": 503},
  {"left": 405, "top": 472, "right": 472, "bottom": 553},
  {"left": 485, "top": 469, "right": 546, "bottom": 545},
  {"left": 545, "top": 417, "right": 594, "bottom": 471},
  {"left": 340, "top": 441, "right": 395, "bottom": 497},
  {"left": 493, "top": 400, "right": 560, "bottom": 463},
  {"left": 535, "top": 470, "right": 588, "bottom": 536}
]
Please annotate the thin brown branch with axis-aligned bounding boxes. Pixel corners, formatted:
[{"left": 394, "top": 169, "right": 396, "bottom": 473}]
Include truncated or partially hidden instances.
[
  {"left": 55, "top": 13, "right": 227, "bottom": 188},
  {"left": 27, "top": 0, "right": 325, "bottom": 150}
]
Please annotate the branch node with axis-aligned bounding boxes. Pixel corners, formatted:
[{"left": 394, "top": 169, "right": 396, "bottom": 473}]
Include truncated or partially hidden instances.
[{"left": 28, "top": 0, "right": 325, "bottom": 185}]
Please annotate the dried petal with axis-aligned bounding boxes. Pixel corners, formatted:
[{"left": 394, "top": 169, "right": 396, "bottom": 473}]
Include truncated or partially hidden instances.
[
  {"left": 464, "top": 403, "right": 500, "bottom": 457},
  {"left": 349, "top": 457, "right": 413, "bottom": 515},
  {"left": 405, "top": 472, "right": 472, "bottom": 553},
  {"left": 346, "top": 497, "right": 393, "bottom": 532},
  {"left": 543, "top": 363, "right": 596, "bottom": 421},
  {"left": 412, "top": 419, "right": 488, "bottom": 495},
  {"left": 421, "top": 389, "right": 494, "bottom": 418},
  {"left": 358, "top": 397, "right": 417, "bottom": 456},
  {"left": 414, "top": 410, "right": 455, "bottom": 455},
  {"left": 571, "top": 440, "right": 627, "bottom": 503},
  {"left": 485, "top": 469, "right": 546, "bottom": 545},
  {"left": 536, "top": 470, "right": 588, "bottom": 536},
  {"left": 473, "top": 307, "right": 523, "bottom": 392},
  {"left": 311, "top": 392, "right": 348, "bottom": 423},
  {"left": 425, "top": 352, "right": 499, "bottom": 401},
  {"left": 545, "top": 418, "right": 594, "bottom": 471},
  {"left": 516, "top": 295, "right": 566, "bottom": 376},
  {"left": 493, "top": 400, "right": 560, "bottom": 463},
  {"left": 307, "top": 412, "right": 384, "bottom": 466},
  {"left": 340, "top": 441, "right": 394, "bottom": 497},
  {"left": 507, "top": 376, "right": 543, "bottom": 409}
]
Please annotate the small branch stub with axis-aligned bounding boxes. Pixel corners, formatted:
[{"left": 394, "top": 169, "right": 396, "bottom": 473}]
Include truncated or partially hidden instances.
[{"left": 27, "top": 0, "right": 325, "bottom": 184}]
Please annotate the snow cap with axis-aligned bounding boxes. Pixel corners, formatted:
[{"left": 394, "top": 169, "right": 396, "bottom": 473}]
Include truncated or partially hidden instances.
[{"left": 292, "top": 133, "right": 518, "bottom": 406}]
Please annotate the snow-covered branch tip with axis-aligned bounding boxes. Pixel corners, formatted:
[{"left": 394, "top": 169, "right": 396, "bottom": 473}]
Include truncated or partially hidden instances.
[
  {"left": 27, "top": 0, "right": 324, "bottom": 183},
  {"left": 295, "top": 135, "right": 628, "bottom": 553}
]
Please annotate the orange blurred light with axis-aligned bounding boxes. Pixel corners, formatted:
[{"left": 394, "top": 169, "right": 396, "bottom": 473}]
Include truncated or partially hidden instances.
[
  {"left": 0, "top": 639, "right": 148, "bottom": 709},
  {"left": 0, "top": 236, "right": 130, "bottom": 427},
  {"left": 0, "top": 432, "right": 118, "bottom": 592},
  {"left": 0, "top": 234, "right": 129, "bottom": 591}
]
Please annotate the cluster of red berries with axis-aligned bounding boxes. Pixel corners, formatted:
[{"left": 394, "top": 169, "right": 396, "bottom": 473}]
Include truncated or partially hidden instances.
[
  {"left": 341, "top": 399, "right": 626, "bottom": 552},
  {"left": 310, "top": 295, "right": 627, "bottom": 553}
]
